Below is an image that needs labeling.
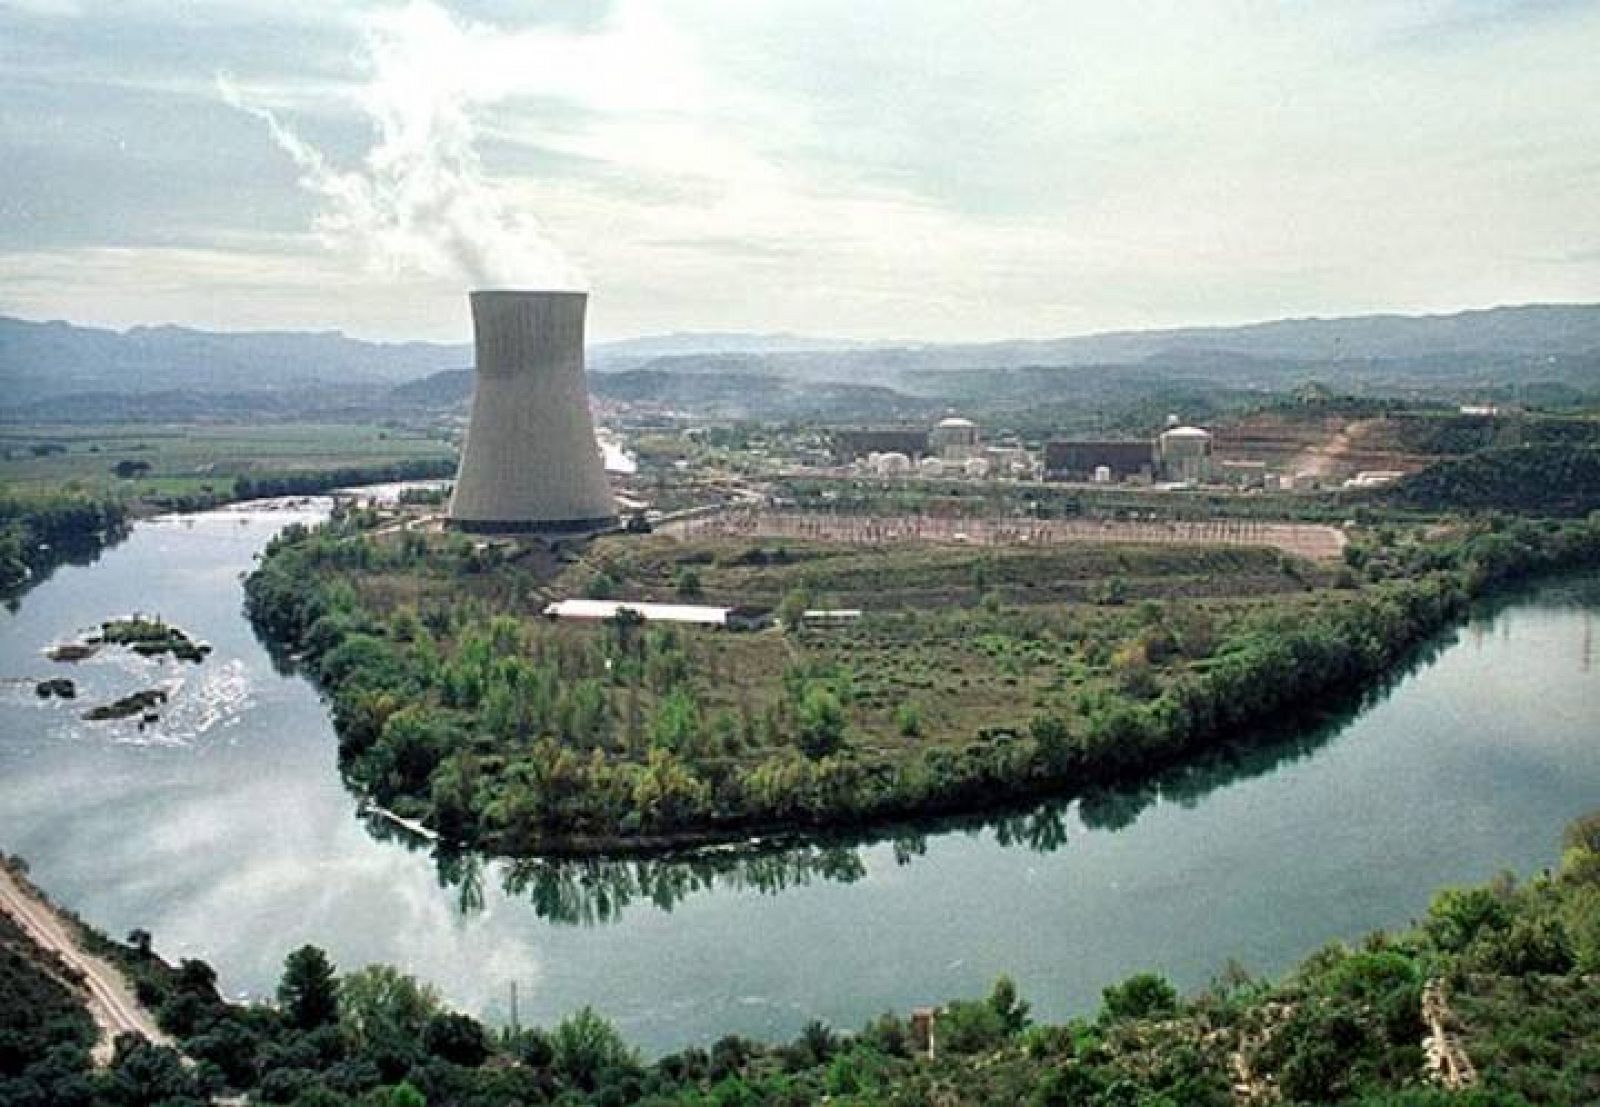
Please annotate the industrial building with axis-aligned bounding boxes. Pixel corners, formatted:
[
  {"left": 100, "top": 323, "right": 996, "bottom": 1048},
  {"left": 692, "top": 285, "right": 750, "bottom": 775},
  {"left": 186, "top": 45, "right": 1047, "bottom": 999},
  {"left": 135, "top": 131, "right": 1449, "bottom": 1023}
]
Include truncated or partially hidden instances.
[
  {"left": 449, "top": 290, "right": 618, "bottom": 535},
  {"left": 929, "top": 416, "right": 980, "bottom": 459},
  {"left": 831, "top": 428, "right": 930, "bottom": 463},
  {"left": 871, "top": 451, "right": 914, "bottom": 477},
  {"left": 1156, "top": 425, "right": 1214, "bottom": 483},
  {"left": 1045, "top": 422, "right": 1215, "bottom": 484},
  {"left": 1044, "top": 440, "right": 1157, "bottom": 482},
  {"left": 835, "top": 416, "right": 1042, "bottom": 481}
]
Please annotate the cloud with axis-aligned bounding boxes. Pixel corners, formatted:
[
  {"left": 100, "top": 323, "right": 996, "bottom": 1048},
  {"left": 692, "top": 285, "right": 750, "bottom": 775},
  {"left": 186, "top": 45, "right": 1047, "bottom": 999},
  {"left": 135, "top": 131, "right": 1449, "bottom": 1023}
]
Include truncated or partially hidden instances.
[
  {"left": 5, "top": 0, "right": 1600, "bottom": 340},
  {"left": 0, "top": 0, "right": 84, "bottom": 15},
  {"left": 220, "top": 2, "right": 583, "bottom": 289}
]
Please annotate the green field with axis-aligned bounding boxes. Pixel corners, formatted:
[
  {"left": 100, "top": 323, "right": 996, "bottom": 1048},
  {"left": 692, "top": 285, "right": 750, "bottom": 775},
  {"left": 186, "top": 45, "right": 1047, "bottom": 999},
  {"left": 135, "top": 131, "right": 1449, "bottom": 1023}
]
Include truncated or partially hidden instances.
[
  {"left": 0, "top": 422, "right": 455, "bottom": 501},
  {"left": 551, "top": 534, "right": 1334, "bottom": 749}
]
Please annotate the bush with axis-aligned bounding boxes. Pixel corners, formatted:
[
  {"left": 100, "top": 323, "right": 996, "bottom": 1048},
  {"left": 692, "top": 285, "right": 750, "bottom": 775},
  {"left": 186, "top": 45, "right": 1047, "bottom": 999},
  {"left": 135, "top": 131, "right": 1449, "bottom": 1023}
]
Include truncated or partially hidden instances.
[{"left": 1101, "top": 973, "right": 1177, "bottom": 1021}]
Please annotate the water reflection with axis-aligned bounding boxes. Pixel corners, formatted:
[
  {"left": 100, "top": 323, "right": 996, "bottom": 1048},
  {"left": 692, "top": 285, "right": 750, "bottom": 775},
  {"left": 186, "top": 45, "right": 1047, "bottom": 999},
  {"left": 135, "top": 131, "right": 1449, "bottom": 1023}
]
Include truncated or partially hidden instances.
[
  {"left": 3, "top": 528, "right": 128, "bottom": 610},
  {"left": 4, "top": 496, "right": 1598, "bottom": 1053}
]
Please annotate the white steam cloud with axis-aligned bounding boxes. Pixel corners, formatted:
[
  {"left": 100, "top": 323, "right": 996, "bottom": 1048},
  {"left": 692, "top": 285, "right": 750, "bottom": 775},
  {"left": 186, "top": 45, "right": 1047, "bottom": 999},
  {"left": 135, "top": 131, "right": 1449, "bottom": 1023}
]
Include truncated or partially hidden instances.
[{"left": 219, "top": 3, "right": 582, "bottom": 290}]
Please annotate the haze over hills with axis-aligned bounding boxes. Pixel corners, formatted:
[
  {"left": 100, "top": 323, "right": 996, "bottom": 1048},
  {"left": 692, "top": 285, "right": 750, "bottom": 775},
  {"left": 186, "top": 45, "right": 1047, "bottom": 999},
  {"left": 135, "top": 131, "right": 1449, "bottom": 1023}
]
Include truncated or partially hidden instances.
[
  {"left": 4, "top": 304, "right": 1600, "bottom": 414},
  {"left": 0, "top": 317, "right": 471, "bottom": 398}
]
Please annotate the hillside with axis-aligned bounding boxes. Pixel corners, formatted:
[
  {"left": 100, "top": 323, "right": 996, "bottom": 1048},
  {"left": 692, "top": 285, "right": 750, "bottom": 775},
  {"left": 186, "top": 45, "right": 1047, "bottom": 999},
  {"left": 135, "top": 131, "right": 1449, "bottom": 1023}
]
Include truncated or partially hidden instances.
[
  {"left": 1213, "top": 405, "right": 1600, "bottom": 484},
  {"left": 0, "top": 317, "right": 470, "bottom": 398},
  {"left": 7, "top": 303, "right": 1600, "bottom": 408}
]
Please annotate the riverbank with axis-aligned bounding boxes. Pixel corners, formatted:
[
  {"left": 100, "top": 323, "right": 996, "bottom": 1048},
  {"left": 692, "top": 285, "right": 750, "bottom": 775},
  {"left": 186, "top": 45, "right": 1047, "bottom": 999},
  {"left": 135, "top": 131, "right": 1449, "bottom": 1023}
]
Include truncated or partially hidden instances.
[
  {"left": 3, "top": 809, "right": 1597, "bottom": 1105},
  {"left": 1, "top": 442, "right": 456, "bottom": 596},
  {"left": 0, "top": 856, "right": 171, "bottom": 1064},
  {"left": 245, "top": 509, "right": 1600, "bottom": 858}
]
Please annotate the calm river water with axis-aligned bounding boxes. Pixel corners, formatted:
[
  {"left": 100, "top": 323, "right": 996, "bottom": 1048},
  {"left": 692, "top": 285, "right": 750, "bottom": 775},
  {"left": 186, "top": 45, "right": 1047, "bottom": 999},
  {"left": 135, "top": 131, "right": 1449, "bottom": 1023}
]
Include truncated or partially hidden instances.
[{"left": 2, "top": 502, "right": 1597, "bottom": 1054}]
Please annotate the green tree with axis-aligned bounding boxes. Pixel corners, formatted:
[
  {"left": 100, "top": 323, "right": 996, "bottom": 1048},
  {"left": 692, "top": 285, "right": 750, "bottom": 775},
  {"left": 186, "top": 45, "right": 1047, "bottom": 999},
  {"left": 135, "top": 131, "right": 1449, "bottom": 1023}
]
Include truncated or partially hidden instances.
[
  {"left": 894, "top": 701, "right": 923, "bottom": 739},
  {"left": 1101, "top": 972, "right": 1177, "bottom": 1021},
  {"left": 339, "top": 964, "right": 441, "bottom": 1050},
  {"left": 797, "top": 686, "right": 846, "bottom": 758},
  {"left": 777, "top": 587, "right": 812, "bottom": 632},
  {"left": 1425, "top": 886, "right": 1511, "bottom": 952},
  {"left": 650, "top": 688, "right": 702, "bottom": 753},
  {"left": 551, "top": 1006, "right": 636, "bottom": 1090},
  {"left": 675, "top": 566, "right": 704, "bottom": 599},
  {"left": 277, "top": 945, "right": 339, "bottom": 1031},
  {"left": 423, "top": 1011, "right": 491, "bottom": 1067},
  {"left": 383, "top": 1082, "right": 428, "bottom": 1107},
  {"left": 988, "top": 975, "right": 1030, "bottom": 1034}
]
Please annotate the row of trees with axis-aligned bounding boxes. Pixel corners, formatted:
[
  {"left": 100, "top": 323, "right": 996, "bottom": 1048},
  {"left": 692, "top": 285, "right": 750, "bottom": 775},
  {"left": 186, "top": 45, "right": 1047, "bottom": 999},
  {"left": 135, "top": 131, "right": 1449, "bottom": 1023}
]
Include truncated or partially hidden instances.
[
  {"left": 231, "top": 458, "right": 456, "bottom": 502},
  {"left": 0, "top": 489, "right": 128, "bottom": 591}
]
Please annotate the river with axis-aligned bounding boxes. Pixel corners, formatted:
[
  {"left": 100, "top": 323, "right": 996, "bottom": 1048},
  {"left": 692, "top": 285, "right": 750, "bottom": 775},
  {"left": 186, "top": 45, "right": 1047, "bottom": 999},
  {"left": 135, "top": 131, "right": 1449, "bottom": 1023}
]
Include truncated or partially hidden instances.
[{"left": 1, "top": 500, "right": 1597, "bottom": 1054}]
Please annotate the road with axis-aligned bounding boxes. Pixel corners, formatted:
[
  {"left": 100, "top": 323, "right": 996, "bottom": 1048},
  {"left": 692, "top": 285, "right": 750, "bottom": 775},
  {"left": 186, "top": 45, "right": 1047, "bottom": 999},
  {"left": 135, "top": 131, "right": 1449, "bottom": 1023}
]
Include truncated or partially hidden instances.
[{"left": 0, "top": 863, "right": 173, "bottom": 1064}]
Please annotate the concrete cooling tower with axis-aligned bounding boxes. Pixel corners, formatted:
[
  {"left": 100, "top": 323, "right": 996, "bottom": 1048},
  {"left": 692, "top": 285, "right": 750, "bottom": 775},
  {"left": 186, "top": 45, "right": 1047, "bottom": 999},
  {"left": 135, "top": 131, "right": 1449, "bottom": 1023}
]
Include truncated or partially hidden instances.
[{"left": 448, "top": 290, "right": 617, "bottom": 534}]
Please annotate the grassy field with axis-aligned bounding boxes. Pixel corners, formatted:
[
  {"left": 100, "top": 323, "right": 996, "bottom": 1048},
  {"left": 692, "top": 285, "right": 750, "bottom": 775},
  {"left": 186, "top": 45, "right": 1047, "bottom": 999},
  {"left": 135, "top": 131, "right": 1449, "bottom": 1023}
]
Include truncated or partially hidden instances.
[
  {"left": 569, "top": 531, "right": 1329, "bottom": 608},
  {"left": 0, "top": 422, "right": 454, "bottom": 500},
  {"left": 334, "top": 529, "right": 1343, "bottom": 768}
]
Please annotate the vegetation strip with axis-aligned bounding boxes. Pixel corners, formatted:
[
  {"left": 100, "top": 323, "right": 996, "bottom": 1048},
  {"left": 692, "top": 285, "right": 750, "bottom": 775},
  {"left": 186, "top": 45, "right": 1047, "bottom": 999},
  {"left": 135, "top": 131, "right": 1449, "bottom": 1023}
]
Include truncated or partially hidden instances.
[{"left": 246, "top": 507, "right": 1600, "bottom": 856}]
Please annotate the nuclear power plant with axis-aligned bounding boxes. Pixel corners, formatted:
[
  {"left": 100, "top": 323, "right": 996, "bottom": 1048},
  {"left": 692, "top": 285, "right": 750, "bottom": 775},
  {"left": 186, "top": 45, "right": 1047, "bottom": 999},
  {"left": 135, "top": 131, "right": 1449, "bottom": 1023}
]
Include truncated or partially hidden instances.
[{"left": 448, "top": 290, "right": 618, "bottom": 534}]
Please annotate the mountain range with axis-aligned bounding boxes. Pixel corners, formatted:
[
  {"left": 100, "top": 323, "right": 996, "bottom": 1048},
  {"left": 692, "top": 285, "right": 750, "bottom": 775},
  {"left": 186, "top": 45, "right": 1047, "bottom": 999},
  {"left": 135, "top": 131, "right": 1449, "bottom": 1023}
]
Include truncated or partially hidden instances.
[{"left": 4, "top": 304, "right": 1599, "bottom": 416}]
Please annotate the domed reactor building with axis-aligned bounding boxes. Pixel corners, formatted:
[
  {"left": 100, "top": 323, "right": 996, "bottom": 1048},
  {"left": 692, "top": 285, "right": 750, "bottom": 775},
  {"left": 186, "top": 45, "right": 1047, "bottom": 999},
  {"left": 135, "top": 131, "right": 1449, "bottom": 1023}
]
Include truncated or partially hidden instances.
[{"left": 448, "top": 290, "right": 618, "bottom": 535}]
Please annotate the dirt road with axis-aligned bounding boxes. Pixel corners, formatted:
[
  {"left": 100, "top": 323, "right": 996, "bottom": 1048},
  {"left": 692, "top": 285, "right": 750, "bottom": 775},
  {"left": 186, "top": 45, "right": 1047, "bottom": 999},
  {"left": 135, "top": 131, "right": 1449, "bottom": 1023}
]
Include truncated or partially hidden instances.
[{"left": 0, "top": 863, "right": 172, "bottom": 1064}]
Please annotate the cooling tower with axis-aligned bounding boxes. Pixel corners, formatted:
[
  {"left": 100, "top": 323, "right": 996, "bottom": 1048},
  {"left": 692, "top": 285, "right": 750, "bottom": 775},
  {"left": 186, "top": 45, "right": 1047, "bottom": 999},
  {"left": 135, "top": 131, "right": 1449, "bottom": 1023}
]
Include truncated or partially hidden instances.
[{"left": 448, "top": 290, "right": 617, "bottom": 534}]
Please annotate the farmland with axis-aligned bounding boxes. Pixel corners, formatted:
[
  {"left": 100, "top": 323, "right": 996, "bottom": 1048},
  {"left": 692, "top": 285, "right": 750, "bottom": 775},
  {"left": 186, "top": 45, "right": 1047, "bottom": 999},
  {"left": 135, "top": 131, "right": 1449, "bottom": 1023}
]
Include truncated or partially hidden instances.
[{"left": 0, "top": 422, "right": 454, "bottom": 504}]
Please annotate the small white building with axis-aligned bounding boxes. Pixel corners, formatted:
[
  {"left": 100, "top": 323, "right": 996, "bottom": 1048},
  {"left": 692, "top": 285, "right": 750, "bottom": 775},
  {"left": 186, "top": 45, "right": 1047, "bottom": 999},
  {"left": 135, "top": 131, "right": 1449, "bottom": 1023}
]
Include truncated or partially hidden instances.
[
  {"left": 872, "top": 451, "right": 913, "bottom": 477},
  {"left": 542, "top": 599, "right": 772, "bottom": 630},
  {"left": 1344, "top": 470, "right": 1407, "bottom": 489},
  {"left": 801, "top": 609, "right": 863, "bottom": 627}
]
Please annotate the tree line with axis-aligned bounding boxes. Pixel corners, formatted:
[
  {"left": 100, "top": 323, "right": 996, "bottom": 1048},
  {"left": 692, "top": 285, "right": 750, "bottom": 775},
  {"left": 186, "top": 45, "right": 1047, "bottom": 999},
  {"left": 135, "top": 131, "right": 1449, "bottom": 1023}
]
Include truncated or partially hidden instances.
[{"left": 0, "top": 489, "right": 128, "bottom": 591}]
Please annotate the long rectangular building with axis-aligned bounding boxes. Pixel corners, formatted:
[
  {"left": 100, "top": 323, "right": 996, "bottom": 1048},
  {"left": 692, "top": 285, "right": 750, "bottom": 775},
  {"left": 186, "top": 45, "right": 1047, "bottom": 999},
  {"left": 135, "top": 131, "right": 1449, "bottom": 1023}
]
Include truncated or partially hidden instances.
[
  {"left": 542, "top": 599, "right": 771, "bottom": 630},
  {"left": 831, "top": 428, "right": 930, "bottom": 463},
  {"left": 1043, "top": 439, "right": 1156, "bottom": 481}
]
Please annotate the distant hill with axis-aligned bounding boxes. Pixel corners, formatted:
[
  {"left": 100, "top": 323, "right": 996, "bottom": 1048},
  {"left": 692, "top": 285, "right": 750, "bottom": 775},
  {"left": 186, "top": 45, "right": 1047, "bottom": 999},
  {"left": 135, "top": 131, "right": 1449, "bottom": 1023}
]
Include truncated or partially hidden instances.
[
  {"left": 592, "top": 304, "right": 1600, "bottom": 396},
  {"left": 389, "top": 369, "right": 473, "bottom": 409},
  {"left": 0, "top": 316, "right": 471, "bottom": 399},
  {"left": 6, "top": 303, "right": 1599, "bottom": 410},
  {"left": 591, "top": 367, "right": 933, "bottom": 422},
  {"left": 589, "top": 331, "right": 873, "bottom": 364}
]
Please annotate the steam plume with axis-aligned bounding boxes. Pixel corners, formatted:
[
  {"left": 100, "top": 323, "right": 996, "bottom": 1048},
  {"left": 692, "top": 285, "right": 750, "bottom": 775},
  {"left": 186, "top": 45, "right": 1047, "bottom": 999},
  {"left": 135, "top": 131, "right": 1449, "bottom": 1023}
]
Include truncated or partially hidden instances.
[{"left": 219, "top": 3, "right": 581, "bottom": 289}]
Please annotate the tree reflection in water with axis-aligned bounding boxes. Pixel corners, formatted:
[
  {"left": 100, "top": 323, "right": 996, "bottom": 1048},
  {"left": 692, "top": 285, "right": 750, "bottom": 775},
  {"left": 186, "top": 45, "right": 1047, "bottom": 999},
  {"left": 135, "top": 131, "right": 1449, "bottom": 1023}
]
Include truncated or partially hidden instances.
[
  {"left": 495, "top": 845, "right": 868, "bottom": 926},
  {"left": 358, "top": 618, "right": 1469, "bottom": 925}
]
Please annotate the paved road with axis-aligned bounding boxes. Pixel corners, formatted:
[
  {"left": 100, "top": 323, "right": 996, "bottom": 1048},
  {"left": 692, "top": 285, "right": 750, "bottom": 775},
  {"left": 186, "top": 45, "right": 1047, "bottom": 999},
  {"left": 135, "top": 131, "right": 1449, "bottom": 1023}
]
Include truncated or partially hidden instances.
[{"left": 0, "top": 864, "right": 172, "bottom": 1064}]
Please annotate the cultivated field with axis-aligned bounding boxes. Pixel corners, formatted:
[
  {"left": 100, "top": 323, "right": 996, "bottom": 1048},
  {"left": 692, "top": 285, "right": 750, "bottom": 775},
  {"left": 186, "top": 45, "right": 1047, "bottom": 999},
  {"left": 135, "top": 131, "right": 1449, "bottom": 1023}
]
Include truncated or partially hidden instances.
[{"left": 0, "top": 422, "right": 454, "bottom": 498}]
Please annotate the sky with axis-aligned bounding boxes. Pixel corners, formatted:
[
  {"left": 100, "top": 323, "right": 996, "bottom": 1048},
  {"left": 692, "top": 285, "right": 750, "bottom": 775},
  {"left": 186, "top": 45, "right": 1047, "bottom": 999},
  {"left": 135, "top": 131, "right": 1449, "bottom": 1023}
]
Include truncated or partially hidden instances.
[{"left": 1, "top": 0, "right": 1598, "bottom": 343}]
